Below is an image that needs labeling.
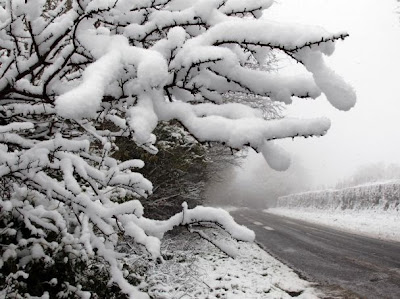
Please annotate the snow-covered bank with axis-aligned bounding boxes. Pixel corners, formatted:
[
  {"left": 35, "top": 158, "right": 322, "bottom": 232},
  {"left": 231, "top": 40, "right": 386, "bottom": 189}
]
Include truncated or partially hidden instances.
[
  {"left": 143, "top": 227, "right": 319, "bottom": 298},
  {"left": 270, "top": 181, "right": 400, "bottom": 242},
  {"left": 266, "top": 208, "right": 400, "bottom": 242}
]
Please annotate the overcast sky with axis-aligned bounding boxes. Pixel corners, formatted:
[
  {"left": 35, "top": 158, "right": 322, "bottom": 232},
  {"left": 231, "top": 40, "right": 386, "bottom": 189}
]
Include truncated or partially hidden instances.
[{"left": 261, "top": 0, "right": 400, "bottom": 187}]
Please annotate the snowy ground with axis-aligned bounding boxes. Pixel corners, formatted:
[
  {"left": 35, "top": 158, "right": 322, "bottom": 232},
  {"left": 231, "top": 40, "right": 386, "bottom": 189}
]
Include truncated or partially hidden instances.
[
  {"left": 140, "top": 226, "right": 320, "bottom": 299},
  {"left": 266, "top": 208, "right": 400, "bottom": 243}
]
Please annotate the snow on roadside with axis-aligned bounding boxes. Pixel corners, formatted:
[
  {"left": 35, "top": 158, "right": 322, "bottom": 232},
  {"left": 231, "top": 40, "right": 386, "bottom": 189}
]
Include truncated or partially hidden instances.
[
  {"left": 142, "top": 226, "right": 319, "bottom": 298},
  {"left": 266, "top": 208, "right": 400, "bottom": 243}
]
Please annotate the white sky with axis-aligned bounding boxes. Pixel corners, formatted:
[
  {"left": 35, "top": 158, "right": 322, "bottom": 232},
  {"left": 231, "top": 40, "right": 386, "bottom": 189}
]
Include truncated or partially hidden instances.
[{"left": 262, "top": 0, "right": 400, "bottom": 187}]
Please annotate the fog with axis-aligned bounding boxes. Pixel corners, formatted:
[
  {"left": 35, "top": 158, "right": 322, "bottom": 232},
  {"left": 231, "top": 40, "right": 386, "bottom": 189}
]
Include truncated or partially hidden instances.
[
  {"left": 206, "top": 149, "right": 311, "bottom": 209},
  {"left": 208, "top": 0, "right": 400, "bottom": 208},
  {"left": 267, "top": 0, "right": 400, "bottom": 188}
]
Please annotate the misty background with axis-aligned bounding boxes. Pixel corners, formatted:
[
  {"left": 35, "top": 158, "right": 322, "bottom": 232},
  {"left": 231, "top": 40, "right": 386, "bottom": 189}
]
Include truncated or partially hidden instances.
[{"left": 207, "top": 0, "right": 400, "bottom": 208}]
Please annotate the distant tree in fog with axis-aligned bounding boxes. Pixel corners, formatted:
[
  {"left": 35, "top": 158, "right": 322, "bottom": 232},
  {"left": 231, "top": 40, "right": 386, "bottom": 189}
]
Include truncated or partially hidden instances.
[{"left": 336, "top": 162, "right": 400, "bottom": 188}]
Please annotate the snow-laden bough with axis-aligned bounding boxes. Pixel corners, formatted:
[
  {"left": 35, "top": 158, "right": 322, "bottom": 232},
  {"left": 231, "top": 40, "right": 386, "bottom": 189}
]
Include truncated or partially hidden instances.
[{"left": 0, "top": 0, "right": 355, "bottom": 297}]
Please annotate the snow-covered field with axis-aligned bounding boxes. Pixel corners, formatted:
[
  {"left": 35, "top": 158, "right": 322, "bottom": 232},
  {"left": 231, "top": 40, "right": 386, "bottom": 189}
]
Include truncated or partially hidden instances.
[{"left": 142, "top": 226, "right": 319, "bottom": 299}]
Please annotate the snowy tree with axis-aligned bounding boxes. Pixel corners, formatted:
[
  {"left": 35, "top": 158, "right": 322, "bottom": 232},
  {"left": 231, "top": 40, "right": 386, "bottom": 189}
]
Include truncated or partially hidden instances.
[
  {"left": 115, "top": 120, "right": 212, "bottom": 220},
  {"left": 0, "top": 0, "right": 356, "bottom": 297}
]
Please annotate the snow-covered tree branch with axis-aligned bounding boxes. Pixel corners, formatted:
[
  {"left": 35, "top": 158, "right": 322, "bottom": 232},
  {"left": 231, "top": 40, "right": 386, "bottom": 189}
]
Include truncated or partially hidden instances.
[{"left": 0, "top": 0, "right": 355, "bottom": 297}]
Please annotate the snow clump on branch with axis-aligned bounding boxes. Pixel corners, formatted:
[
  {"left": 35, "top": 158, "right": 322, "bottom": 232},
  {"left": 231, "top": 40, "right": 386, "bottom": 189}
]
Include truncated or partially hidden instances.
[{"left": 0, "top": 0, "right": 355, "bottom": 297}]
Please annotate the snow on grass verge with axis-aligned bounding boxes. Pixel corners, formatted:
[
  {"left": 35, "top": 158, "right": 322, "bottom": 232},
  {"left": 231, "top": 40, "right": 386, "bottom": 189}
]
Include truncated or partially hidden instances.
[
  {"left": 139, "top": 226, "right": 319, "bottom": 299},
  {"left": 266, "top": 208, "right": 400, "bottom": 243}
]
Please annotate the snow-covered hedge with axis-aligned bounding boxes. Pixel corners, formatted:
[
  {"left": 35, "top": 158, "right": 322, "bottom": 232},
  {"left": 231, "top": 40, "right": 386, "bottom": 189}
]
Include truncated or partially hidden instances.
[{"left": 278, "top": 181, "right": 400, "bottom": 211}]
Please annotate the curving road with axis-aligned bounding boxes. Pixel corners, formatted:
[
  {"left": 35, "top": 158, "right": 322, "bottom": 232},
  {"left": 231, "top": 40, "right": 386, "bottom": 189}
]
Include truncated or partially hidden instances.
[{"left": 231, "top": 209, "right": 400, "bottom": 299}]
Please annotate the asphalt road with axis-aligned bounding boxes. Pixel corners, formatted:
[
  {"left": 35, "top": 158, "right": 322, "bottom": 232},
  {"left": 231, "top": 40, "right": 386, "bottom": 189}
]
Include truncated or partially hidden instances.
[{"left": 231, "top": 209, "right": 400, "bottom": 299}]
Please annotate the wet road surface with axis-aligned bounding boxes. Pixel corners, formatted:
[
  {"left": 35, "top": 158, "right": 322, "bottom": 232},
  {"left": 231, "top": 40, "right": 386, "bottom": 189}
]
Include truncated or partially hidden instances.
[{"left": 231, "top": 209, "right": 400, "bottom": 299}]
